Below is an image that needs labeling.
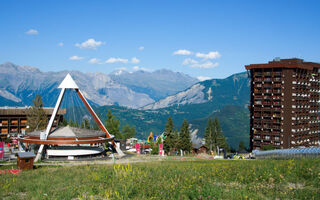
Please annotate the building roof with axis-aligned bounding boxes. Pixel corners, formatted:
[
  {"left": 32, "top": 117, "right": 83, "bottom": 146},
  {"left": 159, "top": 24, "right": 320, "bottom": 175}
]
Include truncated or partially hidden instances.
[
  {"left": 245, "top": 58, "right": 320, "bottom": 70},
  {"left": 27, "top": 126, "right": 107, "bottom": 138},
  {"left": 0, "top": 106, "right": 66, "bottom": 115},
  {"left": 192, "top": 143, "right": 207, "bottom": 149},
  {"left": 16, "top": 152, "right": 36, "bottom": 158}
]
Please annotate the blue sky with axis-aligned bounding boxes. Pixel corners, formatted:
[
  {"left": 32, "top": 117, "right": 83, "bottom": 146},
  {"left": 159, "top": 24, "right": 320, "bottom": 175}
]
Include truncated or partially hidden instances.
[{"left": 1, "top": 0, "right": 320, "bottom": 80}]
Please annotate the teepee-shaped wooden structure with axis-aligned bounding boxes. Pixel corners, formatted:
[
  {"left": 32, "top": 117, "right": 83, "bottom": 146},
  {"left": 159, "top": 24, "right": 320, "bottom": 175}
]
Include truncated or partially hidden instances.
[{"left": 34, "top": 74, "right": 124, "bottom": 161}]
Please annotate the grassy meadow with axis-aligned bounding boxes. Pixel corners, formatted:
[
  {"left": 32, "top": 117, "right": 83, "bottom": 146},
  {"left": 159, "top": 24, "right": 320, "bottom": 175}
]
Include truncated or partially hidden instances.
[{"left": 0, "top": 158, "right": 320, "bottom": 199}]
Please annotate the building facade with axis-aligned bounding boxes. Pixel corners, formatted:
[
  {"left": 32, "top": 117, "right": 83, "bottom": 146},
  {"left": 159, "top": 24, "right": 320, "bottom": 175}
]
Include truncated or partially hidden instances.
[
  {"left": 0, "top": 106, "right": 66, "bottom": 139},
  {"left": 245, "top": 58, "right": 320, "bottom": 150}
]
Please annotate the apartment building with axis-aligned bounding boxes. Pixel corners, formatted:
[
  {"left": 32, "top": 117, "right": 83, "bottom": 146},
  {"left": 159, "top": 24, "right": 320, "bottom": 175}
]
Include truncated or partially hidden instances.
[{"left": 245, "top": 58, "right": 320, "bottom": 150}]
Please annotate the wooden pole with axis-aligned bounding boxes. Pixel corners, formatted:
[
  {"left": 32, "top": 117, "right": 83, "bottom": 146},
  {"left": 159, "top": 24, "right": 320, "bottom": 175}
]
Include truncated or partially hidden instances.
[
  {"left": 76, "top": 89, "right": 124, "bottom": 156},
  {"left": 35, "top": 88, "right": 66, "bottom": 162}
]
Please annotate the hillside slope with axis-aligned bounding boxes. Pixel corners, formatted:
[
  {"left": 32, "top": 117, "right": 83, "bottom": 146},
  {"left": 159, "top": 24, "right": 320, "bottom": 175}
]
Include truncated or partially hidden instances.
[{"left": 143, "top": 72, "right": 250, "bottom": 110}]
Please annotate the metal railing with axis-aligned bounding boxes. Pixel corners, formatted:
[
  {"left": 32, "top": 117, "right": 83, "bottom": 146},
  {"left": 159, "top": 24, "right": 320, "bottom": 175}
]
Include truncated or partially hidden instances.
[{"left": 253, "top": 147, "right": 320, "bottom": 159}]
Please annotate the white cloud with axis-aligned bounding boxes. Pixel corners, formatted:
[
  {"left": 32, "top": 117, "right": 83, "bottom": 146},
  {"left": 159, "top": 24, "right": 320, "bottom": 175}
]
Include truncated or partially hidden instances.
[
  {"left": 69, "top": 55, "right": 84, "bottom": 60},
  {"left": 26, "top": 29, "right": 38, "bottom": 35},
  {"left": 182, "top": 58, "right": 198, "bottom": 65},
  {"left": 191, "top": 61, "right": 219, "bottom": 69},
  {"left": 131, "top": 57, "right": 140, "bottom": 64},
  {"left": 173, "top": 49, "right": 192, "bottom": 55},
  {"left": 88, "top": 58, "right": 102, "bottom": 64},
  {"left": 138, "top": 46, "right": 144, "bottom": 51},
  {"left": 105, "top": 57, "right": 128, "bottom": 64},
  {"left": 182, "top": 58, "right": 218, "bottom": 69},
  {"left": 133, "top": 66, "right": 149, "bottom": 71},
  {"left": 58, "top": 42, "right": 64, "bottom": 47},
  {"left": 196, "top": 51, "right": 221, "bottom": 60},
  {"left": 75, "top": 38, "right": 103, "bottom": 50},
  {"left": 197, "top": 76, "right": 212, "bottom": 81}
]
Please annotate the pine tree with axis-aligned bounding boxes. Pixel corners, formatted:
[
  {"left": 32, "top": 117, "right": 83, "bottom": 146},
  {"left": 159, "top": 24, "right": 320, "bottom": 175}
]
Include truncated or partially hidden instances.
[
  {"left": 204, "top": 118, "right": 214, "bottom": 152},
  {"left": 179, "top": 120, "right": 192, "bottom": 153},
  {"left": 204, "top": 117, "right": 228, "bottom": 153},
  {"left": 91, "top": 123, "right": 100, "bottom": 130},
  {"left": 163, "top": 116, "right": 175, "bottom": 154},
  {"left": 238, "top": 141, "right": 246, "bottom": 152},
  {"left": 62, "top": 118, "right": 68, "bottom": 126},
  {"left": 68, "top": 119, "right": 75, "bottom": 127},
  {"left": 150, "top": 139, "right": 160, "bottom": 155},
  {"left": 27, "top": 94, "right": 48, "bottom": 132},
  {"left": 122, "top": 123, "right": 136, "bottom": 139},
  {"left": 172, "top": 130, "right": 179, "bottom": 152},
  {"left": 214, "top": 117, "right": 228, "bottom": 150},
  {"left": 105, "top": 110, "right": 122, "bottom": 139},
  {"left": 165, "top": 116, "right": 174, "bottom": 134},
  {"left": 74, "top": 120, "right": 79, "bottom": 128},
  {"left": 80, "top": 118, "right": 90, "bottom": 129}
]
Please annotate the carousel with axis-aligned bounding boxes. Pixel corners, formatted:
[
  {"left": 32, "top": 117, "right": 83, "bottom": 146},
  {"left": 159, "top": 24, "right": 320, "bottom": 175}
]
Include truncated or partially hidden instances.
[{"left": 19, "top": 74, "right": 124, "bottom": 161}]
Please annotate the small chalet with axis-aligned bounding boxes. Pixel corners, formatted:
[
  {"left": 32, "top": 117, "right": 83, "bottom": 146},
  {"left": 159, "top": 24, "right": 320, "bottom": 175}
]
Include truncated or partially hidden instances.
[{"left": 192, "top": 144, "right": 208, "bottom": 154}]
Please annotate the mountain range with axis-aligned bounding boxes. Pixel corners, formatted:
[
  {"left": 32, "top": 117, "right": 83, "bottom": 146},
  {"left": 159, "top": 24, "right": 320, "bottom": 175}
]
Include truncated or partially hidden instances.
[
  {"left": 77, "top": 72, "right": 251, "bottom": 148},
  {"left": 0, "top": 62, "right": 198, "bottom": 108},
  {"left": 0, "top": 62, "right": 251, "bottom": 148},
  {"left": 143, "top": 71, "right": 249, "bottom": 110}
]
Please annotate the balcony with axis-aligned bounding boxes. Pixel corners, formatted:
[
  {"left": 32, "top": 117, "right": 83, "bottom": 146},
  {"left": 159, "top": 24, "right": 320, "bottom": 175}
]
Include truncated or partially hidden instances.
[
  {"left": 272, "top": 96, "right": 281, "bottom": 100},
  {"left": 254, "top": 89, "right": 262, "bottom": 93},
  {"left": 253, "top": 135, "right": 261, "bottom": 139},
  {"left": 263, "top": 84, "right": 273, "bottom": 88},
  {"left": 263, "top": 137, "right": 271, "bottom": 141},
  {"left": 274, "top": 72, "right": 282, "bottom": 77},
  {"left": 273, "top": 107, "right": 281, "bottom": 112},
  {"left": 273, "top": 126, "right": 281, "bottom": 130},
  {"left": 254, "top": 107, "right": 262, "bottom": 112},
  {"left": 20, "top": 120, "right": 27, "bottom": 126},
  {"left": 263, "top": 125, "right": 272, "bottom": 129},
  {"left": 274, "top": 83, "right": 281, "bottom": 87},
  {"left": 273, "top": 90, "right": 281, "bottom": 94},
  {"left": 253, "top": 125, "right": 262, "bottom": 129},
  {"left": 273, "top": 102, "right": 281, "bottom": 106},
  {"left": 274, "top": 77, "right": 282, "bottom": 82},
  {"left": 264, "top": 78, "right": 272, "bottom": 82},
  {"left": 263, "top": 101, "right": 272, "bottom": 106},
  {"left": 273, "top": 120, "right": 281, "bottom": 124},
  {"left": 263, "top": 107, "right": 271, "bottom": 111},
  {"left": 264, "top": 90, "right": 272, "bottom": 94},
  {"left": 10, "top": 128, "right": 18, "bottom": 133}
]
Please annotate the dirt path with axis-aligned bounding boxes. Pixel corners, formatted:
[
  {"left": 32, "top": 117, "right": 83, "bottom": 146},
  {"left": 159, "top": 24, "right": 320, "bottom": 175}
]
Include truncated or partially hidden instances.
[
  {"left": 1, "top": 155, "right": 233, "bottom": 167},
  {"left": 1, "top": 155, "right": 168, "bottom": 166}
]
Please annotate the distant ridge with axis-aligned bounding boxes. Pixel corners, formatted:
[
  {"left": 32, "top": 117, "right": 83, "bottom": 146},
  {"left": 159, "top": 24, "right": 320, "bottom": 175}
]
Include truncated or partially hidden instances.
[
  {"left": 0, "top": 62, "right": 198, "bottom": 108},
  {"left": 143, "top": 72, "right": 250, "bottom": 110}
]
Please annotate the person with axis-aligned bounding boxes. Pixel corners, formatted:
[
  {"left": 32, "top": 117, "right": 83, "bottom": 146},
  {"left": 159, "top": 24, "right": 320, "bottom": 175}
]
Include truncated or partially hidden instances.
[{"left": 102, "top": 143, "right": 108, "bottom": 158}]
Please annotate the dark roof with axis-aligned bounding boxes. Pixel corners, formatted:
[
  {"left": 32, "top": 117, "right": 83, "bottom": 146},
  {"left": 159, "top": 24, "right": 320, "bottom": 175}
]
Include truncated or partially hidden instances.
[
  {"left": 0, "top": 106, "right": 66, "bottom": 115},
  {"left": 245, "top": 58, "right": 320, "bottom": 70},
  {"left": 192, "top": 143, "right": 207, "bottom": 149},
  {"left": 16, "top": 152, "right": 35, "bottom": 158}
]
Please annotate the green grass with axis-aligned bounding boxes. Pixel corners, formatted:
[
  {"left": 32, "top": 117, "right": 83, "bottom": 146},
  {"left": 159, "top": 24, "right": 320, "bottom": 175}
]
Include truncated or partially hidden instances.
[{"left": 1, "top": 159, "right": 320, "bottom": 199}]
